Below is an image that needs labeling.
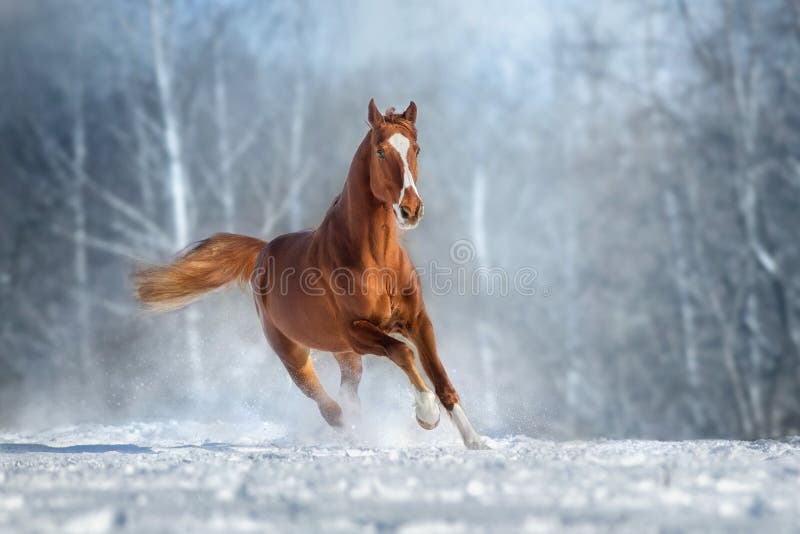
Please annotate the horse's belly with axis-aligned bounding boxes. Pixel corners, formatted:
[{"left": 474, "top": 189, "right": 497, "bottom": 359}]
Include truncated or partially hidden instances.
[{"left": 267, "top": 291, "right": 350, "bottom": 352}]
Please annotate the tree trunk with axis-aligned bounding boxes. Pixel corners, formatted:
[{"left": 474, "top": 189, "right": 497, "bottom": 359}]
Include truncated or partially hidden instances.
[
  {"left": 471, "top": 168, "right": 498, "bottom": 420},
  {"left": 150, "top": 0, "right": 201, "bottom": 389},
  {"left": 70, "top": 88, "right": 92, "bottom": 386},
  {"left": 213, "top": 44, "right": 235, "bottom": 232},
  {"left": 287, "top": 78, "right": 306, "bottom": 230}
]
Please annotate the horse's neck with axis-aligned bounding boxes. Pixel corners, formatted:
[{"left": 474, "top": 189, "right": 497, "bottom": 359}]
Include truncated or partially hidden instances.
[{"left": 323, "top": 133, "right": 400, "bottom": 265}]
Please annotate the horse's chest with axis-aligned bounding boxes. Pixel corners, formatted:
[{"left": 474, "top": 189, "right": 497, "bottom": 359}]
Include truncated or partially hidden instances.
[
  {"left": 372, "top": 297, "right": 409, "bottom": 332},
  {"left": 363, "top": 278, "right": 409, "bottom": 330}
]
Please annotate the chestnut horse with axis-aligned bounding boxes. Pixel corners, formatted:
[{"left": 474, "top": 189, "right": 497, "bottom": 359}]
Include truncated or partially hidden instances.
[{"left": 135, "top": 99, "right": 488, "bottom": 449}]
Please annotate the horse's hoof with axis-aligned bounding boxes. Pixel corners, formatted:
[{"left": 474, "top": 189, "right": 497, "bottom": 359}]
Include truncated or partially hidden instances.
[
  {"left": 319, "top": 401, "right": 344, "bottom": 428},
  {"left": 465, "top": 436, "right": 492, "bottom": 450},
  {"left": 414, "top": 390, "right": 440, "bottom": 430},
  {"left": 416, "top": 414, "right": 440, "bottom": 430}
]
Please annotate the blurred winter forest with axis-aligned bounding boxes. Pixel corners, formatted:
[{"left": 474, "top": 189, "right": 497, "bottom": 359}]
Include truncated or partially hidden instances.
[{"left": 1, "top": 0, "right": 799, "bottom": 440}]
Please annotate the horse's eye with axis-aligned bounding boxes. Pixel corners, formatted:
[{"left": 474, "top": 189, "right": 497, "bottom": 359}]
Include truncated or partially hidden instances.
[{"left": 377, "top": 148, "right": 385, "bottom": 159}]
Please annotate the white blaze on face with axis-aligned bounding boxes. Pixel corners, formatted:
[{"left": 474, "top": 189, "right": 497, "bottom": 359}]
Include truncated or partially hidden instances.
[{"left": 387, "top": 133, "right": 420, "bottom": 227}]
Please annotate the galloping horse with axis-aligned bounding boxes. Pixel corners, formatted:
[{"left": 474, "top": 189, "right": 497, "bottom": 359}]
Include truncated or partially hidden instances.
[{"left": 135, "top": 99, "right": 488, "bottom": 449}]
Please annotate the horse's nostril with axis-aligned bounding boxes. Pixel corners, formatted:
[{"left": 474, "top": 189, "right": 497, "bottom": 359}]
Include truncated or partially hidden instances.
[{"left": 400, "top": 206, "right": 411, "bottom": 219}]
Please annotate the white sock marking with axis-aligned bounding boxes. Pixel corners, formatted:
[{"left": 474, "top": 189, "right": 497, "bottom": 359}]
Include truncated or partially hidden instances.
[
  {"left": 414, "top": 390, "right": 440, "bottom": 426},
  {"left": 449, "top": 403, "right": 489, "bottom": 449}
]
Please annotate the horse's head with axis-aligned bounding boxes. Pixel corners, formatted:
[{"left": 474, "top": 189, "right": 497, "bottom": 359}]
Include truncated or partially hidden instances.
[{"left": 367, "top": 98, "right": 423, "bottom": 230}]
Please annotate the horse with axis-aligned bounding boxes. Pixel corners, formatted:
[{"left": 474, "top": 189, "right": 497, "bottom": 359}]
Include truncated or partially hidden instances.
[{"left": 134, "top": 99, "right": 489, "bottom": 449}]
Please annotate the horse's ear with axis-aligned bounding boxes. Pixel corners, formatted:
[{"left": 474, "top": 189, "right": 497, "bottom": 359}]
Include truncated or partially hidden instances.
[
  {"left": 368, "top": 98, "right": 384, "bottom": 129},
  {"left": 402, "top": 101, "right": 417, "bottom": 124}
]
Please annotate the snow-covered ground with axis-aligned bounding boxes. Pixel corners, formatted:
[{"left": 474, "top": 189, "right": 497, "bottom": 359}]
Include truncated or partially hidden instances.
[{"left": 0, "top": 421, "right": 797, "bottom": 533}]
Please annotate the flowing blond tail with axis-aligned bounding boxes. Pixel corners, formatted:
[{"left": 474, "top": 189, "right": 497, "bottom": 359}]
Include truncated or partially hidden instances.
[{"left": 133, "top": 233, "right": 266, "bottom": 312}]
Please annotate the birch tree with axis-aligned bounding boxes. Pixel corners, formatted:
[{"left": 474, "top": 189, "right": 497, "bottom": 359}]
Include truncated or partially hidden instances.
[{"left": 149, "top": 0, "right": 201, "bottom": 382}]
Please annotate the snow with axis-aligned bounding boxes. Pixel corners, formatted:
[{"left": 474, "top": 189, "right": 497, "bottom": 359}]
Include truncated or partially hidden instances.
[{"left": 0, "top": 422, "right": 798, "bottom": 532}]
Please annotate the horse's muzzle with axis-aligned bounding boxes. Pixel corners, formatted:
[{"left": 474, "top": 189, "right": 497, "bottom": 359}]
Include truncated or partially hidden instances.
[{"left": 395, "top": 201, "right": 424, "bottom": 230}]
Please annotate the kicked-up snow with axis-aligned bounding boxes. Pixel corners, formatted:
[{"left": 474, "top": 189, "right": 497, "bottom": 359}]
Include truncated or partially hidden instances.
[{"left": 0, "top": 421, "right": 798, "bottom": 533}]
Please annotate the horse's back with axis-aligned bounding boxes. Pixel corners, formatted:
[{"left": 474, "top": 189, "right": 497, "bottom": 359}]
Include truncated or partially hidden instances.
[{"left": 265, "top": 229, "right": 315, "bottom": 266}]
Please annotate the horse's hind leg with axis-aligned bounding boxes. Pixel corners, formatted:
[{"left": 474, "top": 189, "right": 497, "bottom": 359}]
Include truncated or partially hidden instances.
[
  {"left": 334, "top": 351, "right": 362, "bottom": 416},
  {"left": 261, "top": 320, "right": 343, "bottom": 428}
]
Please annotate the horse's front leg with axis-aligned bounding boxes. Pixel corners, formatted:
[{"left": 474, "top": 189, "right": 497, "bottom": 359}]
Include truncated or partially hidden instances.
[
  {"left": 407, "top": 309, "right": 490, "bottom": 450},
  {"left": 348, "top": 320, "right": 441, "bottom": 430}
]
